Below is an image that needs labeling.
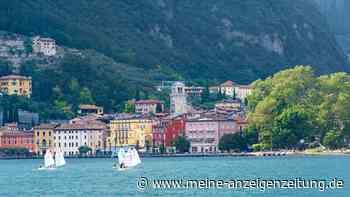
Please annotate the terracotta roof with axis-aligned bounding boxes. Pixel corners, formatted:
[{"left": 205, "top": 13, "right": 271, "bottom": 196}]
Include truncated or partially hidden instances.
[
  {"left": 220, "top": 80, "right": 235, "bottom": 87},
  {"left": 79, "top": 104, "right": 102, "bottom": 110},
  {"left": 0, "top": 131, "right": 33, "bottom": 137},
  {"left": 55, "top": 123, "right": 106, "bottom": 130},
  {"left": 0, "top": 75, "right": 31, "bottom": 80},
  {"left": 135, "top": 99, "right": 164, "bottom": 105},
  {"left": 34, "top": 123, "right": 59, "bottom": 129},
  {"left": 238, "top": 85, "right": 252, "bottom": 89}
]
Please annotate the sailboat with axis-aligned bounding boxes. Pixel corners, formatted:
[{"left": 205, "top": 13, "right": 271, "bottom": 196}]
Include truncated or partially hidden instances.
[
  {"left": 38, "top": 150, "right": 56, "bottom": 170},
  {"left": 55, "top": 150, "right": 66, "bottom": 167},
  {"left": 114, "top": 148, "right": 141, "bottom": 170},
  {"left": 113, "top": 148, "right": 125, "bottom": 169}
]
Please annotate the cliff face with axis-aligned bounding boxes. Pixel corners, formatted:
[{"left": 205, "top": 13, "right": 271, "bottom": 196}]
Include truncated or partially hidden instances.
[
  {"left": 0, "top": 0, "right": 348, "bottom": 83},
  {"left": 313, "top": 0, "right": 350, "bottom": 60}
]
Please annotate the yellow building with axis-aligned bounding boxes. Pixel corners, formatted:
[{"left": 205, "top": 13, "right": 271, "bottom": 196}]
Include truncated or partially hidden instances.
[
  {"left": 34, "top": 124, "right": 58, "bottom": 155},
  {"left": 107, "top": 115, "right": 153, "bottom": 152},
  {"left": 0, "top": 75, "right": 32, "bottom": 97}
]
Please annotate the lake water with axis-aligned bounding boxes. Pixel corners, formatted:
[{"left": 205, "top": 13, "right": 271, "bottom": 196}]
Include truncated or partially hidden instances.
[{"left": 0, "top": 156, "right": 349, "bottom": 196}]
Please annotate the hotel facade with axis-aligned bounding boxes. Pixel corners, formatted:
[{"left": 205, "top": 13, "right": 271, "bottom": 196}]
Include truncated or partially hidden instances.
[{"left": 0, "top": 75, "right": 32, "bottom": 97}]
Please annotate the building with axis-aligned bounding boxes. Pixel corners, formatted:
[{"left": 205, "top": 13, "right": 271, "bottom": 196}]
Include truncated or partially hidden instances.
[
  {"left": 164, "top": 116, "right": 186, "bottom": 151},
  {"left": 53, "top": 123, "right": 106, "bottom": 156},
  {"left": 151, "top": 118, "right": 168, "bottom": 152},
  {"left": 135, "top": 99, "right": 164, "bottom": 114},
  {"left": 107, "top": 114, "right": 153, "bottom": 152},
  {"left": 78, "top": 104, "right": 104, "bottom": 115},
  {"left": 185, "top": 117, "right": 219, "bottom": 153},
  {"left": 170, "top": 82, "right": 187, "bottom": 115},
  {"left": 32, "top": 36, "right": 56, "bottom": 56},
  {"left": 236, "top": 85, "right": 252, "bottom": 101},
  {"left": 0, "top": 75, "right": 32, "bottom": 97},
  {"left": 215, "top": 99, "right": 242, "bottom": 111},
  {"left": 209, "top": 80, "right": 252, "bottom": 101},
  {"left": 156, "top": 81, "right": 184, "bottom": 91},
  {"left": 185, "top": 113, "right": 241, "bottom": 153},
  {"left": 218, "top": 118, "right": 240, "bottom": 140},
  {"left": 0, "top": 129, "right": 34, "bottom": 152},
  {"left": 34, "top": 123, "right": 59, "bottom": 155},
  {"left": 184, "top": 86, "right": 204, "bottom": 97}
]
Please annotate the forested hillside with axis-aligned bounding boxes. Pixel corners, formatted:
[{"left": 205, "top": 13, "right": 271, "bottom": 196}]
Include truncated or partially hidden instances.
[{"left": 0, "top": 0, "right": 348, "bottom": 83}]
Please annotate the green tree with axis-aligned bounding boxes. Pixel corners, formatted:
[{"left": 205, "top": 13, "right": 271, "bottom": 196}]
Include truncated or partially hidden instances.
[
  {"left": 78, "top": 146, "right": 92, "bottom": 155},
  {"left": 172, "top": 136, "right": 190, "bottom": 153},
  {"left": 159, "top": 144, "right": 166, "bottom": 154},
  {"left": 219, "top": 133, "right": 247, "bottom": 152},
  {"left": 247, "top": 66, "right": 319, "bottom": 149},
  {"left": 0, "top": 60, "right": 13, "bottom": 76},
  {"left": 79, "top": 87, "right": 94, "bottom": 104},
  {"left": 322, "top": 131, "right": 344, "bottom": 150},
  {"left": 201, "top": 82, "right": 210, "bottom": 103},
  {"left": 156, "top": 103, "right": 162, "bottom": 113},
  {"left": 123, "top": 100, "right": 135, "bottom": 113}
]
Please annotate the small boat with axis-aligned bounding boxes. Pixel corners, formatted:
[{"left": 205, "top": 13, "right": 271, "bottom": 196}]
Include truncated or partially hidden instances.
[
  {"left": 114, "top": 148, "right": 141, "bottom": 170},
  {"left": 38, "top": 150, "right": 56, "bottom": 170}
]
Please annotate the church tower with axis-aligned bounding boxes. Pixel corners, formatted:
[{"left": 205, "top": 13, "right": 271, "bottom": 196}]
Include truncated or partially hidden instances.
[{"left": 170, "top": 82, "right": 187, "bottom": 115}]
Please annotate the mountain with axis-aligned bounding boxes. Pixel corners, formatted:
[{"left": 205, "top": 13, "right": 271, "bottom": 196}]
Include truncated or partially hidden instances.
[
  {"left": 0, "top": 0, "right": 348, "bottom": 84},
  {"left": 313, "top": 0, "right": 350, "bottom": 60}
]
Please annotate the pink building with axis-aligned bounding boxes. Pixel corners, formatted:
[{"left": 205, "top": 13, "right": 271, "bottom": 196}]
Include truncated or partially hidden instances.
[
  {"left": 185, "top": 115, "right": 241, "bottom": 153},
  {"left": 218, "top": 119, "right": 239, "bottom": 140},
  {"left": 185, "top": 118, "right": 219, "bottom": 153}
]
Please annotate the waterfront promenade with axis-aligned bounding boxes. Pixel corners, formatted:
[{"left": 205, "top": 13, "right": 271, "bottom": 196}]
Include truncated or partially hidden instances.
[{"left": 3, "top": 150, "right": 349, "bottom": 160}]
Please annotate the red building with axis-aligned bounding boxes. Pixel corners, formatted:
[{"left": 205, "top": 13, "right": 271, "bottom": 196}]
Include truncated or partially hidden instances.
[
  {"left": 165, "top": 116, "right": 186, "bottom": 147},
  {"left": 0, "top": 131, "right": 34, "bottom": 152}
]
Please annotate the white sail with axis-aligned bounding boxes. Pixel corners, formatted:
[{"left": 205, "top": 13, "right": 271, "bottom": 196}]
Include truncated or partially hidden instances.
[
  {"left": 120, "top": 148, "right": 141, "bottom": 168},
  {"left": 122, "top": 150, "right": 134, "bottom": 167},
  {"left": 55, "top": 150, "right": 66, "bottom": 167},
  {"left": 131, "top": 149, "right": 141, "bottom": 166},
  {"left": 118, "top": 148, "right": 126, "bottom": 165},
  {"left": 44, "top": 151, "right": 55, "bottom": 168}
]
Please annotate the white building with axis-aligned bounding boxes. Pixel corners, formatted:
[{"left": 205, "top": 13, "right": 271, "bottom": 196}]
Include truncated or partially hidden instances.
[
  {"left": 236, "top": 85, "right": 252, "bottom": 101},
  {"left": 135, "top": 99, "right": 164, "bottom": 114},
  {"left": 53, "top": 123, "right": 106, "bottom": 156},
  {"left": 170, "top": 82, "right": 187, "bottom": 115},
  {"left": 32, "top": 36, "right": 57, "bottom": 56},
  {"left": 210, "top": 80, "right": 252, "bottom": 102}
]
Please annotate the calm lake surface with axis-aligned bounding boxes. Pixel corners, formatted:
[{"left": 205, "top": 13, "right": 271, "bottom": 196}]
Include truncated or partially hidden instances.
[{"left": 0, "top": 156, "right": 349, "bottom": 197}]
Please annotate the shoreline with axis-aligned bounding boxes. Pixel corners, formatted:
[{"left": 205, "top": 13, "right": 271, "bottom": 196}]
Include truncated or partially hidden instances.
[{"left": 1, "top": 151, "right": 349, "bottom": 160}]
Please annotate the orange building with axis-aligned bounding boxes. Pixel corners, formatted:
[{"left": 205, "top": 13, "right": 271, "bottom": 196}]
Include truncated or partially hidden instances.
[{"left": 0, "top": 131, "right": 34, "bottom": 152}]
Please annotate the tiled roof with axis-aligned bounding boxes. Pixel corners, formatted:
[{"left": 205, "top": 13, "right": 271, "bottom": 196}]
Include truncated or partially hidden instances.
[
  {"left": 79, "top": 104, "right": 102, "bottom": 110},
  {"left": 221, "top": 80, "right": 235, "bottom": 87},
  {"left": 56, "top": 123, "right": 106, "bottom": 130},
  {"left": 238, "top": 85, "right": 252, "bottom": 89},
  {"left": 135, "top": 99, "right": 164, "bottom": 105},
  {"left": 0, "top": 75, "right": 31, "bottom": 80},
  {"left": 34, "top": 123, "right": 59, "bottom": 129},
  {"left": 0, "top": 131, "right": 33, "bottom": 137}
]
